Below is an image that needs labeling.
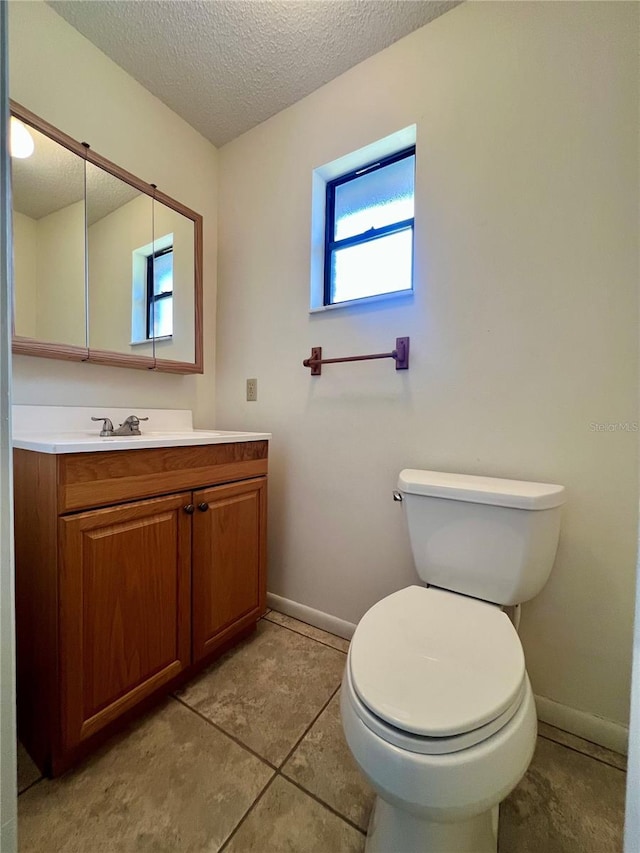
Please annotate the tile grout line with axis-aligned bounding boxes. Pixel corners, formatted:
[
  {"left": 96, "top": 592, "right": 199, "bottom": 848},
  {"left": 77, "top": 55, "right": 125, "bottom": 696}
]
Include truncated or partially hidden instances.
[
  {"left": 263, "top": 613, "right": 349, "bottom": 655},
  {"left": 541, "top": 726, "right": 609, "bottom": 751},
  {"left": 538, "top": 724, "right": 627, "bottom": 765},
  {"left": 274, "top": 682, "right": 369, "bottom": 836},
  {"left": 16, "top": 701, "right": 363, "bottom": 848},
  {"left": 263, "top": 610, "right": 348, "bottom": 647},
  {"left": 537, "top": 733, "right": 627, "bottom": 773},
  {"left": 281, "top": 772, "right": 367, "bottom": 836},
  {"left": 218, "top": 773, "right": 279, "bottom": 853},
  {"left": 278, "top": 683, "right": 342, "bottom": 769},
  {"left": 175, "top": 680, "right": 364, "bottom": 845},
  {"left": 170, "top": 694, "right": 279, "bottom": 772},
  {"left": 17, "top": 776, "right": 45, "bottom": 797},
  {"left": 95, "top": 624, "right": 351, "bottom": 847},
  {"left": 216, "top": 680, "right": 364, "bottom": 848},
  {"left": 177, "top": 676, "right": 343, "bottom": 780}
]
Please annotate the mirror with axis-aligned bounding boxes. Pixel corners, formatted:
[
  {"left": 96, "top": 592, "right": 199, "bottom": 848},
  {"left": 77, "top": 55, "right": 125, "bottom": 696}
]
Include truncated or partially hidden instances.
[
  {"left": 11, "top": 120, "right": 87, "bottom": 350},
  {"left": 86, "top": 163, "right": 154, "bottom": 362},
  {"left": 10, "top": 101, "right": 203, "bottom": 373}
]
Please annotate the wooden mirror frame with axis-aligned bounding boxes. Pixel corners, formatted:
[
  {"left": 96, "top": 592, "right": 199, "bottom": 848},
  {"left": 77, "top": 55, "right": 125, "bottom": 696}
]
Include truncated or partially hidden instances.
[{"left": 10, "top": 100, "right": 203, "bottom": 374}]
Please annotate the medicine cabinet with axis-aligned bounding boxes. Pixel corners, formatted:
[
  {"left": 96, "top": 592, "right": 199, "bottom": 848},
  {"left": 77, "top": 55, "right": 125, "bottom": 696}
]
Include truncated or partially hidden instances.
[{"left": 11, "top": 101, "right": 203, "bottom": 373}]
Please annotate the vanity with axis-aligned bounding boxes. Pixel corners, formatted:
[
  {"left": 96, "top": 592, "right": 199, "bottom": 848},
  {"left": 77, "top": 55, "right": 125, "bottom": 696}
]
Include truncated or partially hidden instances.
[{"left": 13, "top": 407, "right": 270, "bottom": 776}]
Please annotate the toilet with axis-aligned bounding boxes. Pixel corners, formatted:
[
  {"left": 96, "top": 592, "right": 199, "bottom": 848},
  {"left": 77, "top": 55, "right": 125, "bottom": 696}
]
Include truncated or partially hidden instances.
[{"left": 340, "top": 469, "right": 565, "bottom": 853}]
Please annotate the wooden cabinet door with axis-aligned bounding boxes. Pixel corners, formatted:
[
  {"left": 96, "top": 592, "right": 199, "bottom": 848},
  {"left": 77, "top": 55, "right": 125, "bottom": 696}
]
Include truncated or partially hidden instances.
[
  {"left": 192, "top": 477, "right": 267, "bottom": 662},
  {"left": 59, "top": 493, "right": 192, "bottom": 749}
]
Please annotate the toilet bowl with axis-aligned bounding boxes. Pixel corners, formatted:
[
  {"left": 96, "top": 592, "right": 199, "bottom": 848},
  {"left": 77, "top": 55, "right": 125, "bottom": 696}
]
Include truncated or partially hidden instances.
[
  {"left": 340, "top": 469, "right": 565, "bottom": 853},
  {"left": 341, "top": 586, "right": 537, "bottom": 853}
]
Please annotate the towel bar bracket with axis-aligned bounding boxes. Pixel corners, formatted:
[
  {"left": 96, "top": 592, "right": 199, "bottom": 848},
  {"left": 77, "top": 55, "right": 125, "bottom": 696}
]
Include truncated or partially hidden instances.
[
  {"left": 308, "top": 347, "right": 323, "bottom": 376},
  {"left": 394, "top": 336, "right": 410, "bottom": 370}
]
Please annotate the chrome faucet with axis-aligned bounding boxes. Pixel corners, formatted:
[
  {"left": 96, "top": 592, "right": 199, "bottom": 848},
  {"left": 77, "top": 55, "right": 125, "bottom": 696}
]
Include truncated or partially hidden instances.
[
  {"left": 91, "top": 415, "right": 149, "bottom": 437},
  {"left": 114, "top": 415, "right": 149, "bottom": 436}
]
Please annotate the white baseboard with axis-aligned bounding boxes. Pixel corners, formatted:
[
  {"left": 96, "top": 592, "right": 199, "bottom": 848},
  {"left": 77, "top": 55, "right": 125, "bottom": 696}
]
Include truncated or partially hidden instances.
[
  {"left": 268, "top": 592, "right": 630, "bottom": 755},
  {"left": 534, "top": 694, "right": 628, "bottom": 755},
  {"left": 266, "top": 592, "right": 357, "bottom": 640}
]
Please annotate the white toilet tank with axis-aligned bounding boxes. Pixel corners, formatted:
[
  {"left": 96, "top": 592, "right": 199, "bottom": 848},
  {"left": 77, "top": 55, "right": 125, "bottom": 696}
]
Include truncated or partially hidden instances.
[{"left": 398, "top": 470, "right": 565, "bottom": 606}]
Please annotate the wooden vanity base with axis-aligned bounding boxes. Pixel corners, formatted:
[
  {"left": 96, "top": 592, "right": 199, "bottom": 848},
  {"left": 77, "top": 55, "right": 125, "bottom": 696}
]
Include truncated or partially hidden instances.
[{"left": 14, "top": 442, "right": 268, "bottom": 777}]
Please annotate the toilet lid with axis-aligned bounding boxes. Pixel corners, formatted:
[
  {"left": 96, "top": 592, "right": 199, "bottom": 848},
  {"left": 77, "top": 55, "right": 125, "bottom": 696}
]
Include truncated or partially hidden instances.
[{"left": 350, "top": 586, "right": 525, "bottom": 738}]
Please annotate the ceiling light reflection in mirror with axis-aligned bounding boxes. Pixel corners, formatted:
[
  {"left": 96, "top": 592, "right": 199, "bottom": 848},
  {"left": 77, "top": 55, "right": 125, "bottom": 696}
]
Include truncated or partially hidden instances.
[{"left": 10, "top": 117, "right": 34, "bottom": 159}]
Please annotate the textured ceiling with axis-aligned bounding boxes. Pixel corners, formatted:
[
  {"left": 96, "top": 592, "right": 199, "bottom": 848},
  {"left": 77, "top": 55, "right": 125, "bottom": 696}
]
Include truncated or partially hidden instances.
[
  {"left": 47, "top": 0, "right": 461, "bottom": 148},
  {"left": 13, "top": 125, "right": 139, "bottom": 223},
  {"left": 12, "top": 126, "right": 84, "bottom": 220}
]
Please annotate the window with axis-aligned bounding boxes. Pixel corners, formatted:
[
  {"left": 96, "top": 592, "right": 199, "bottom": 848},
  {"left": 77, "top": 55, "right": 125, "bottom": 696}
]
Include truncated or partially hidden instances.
[
  {"left": 131, "top": 233, "right": 174, "bottom": 346},
  {"left": 323, "top": 146, "right": 415, "bottom": 306},
  {"left": 146, "top": 246, "right": 174, "bottom": 339}
]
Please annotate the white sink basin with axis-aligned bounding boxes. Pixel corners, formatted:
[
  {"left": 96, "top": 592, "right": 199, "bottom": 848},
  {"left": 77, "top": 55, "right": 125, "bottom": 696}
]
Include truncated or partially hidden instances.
[
  {"left": 13, "top": 428, "right": 271, "bottom": 454},
  {"left": 12, "top": 406, "right": 271, "bottom": 454}
]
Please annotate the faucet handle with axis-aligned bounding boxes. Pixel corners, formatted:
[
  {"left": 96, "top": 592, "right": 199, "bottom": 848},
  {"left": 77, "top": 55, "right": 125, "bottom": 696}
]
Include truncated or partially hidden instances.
[
  {"left": 123, "top": 415, "right": 149, "bottom": 424},
  {"left": 91, "top": 417, "right": 114, "bottom": 436}
]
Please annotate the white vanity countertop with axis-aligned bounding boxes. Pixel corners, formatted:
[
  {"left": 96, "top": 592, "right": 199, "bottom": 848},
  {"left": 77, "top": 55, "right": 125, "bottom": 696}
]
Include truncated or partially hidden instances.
[{"left": 12, "top": 406, "right": 271, "bottom": 454}]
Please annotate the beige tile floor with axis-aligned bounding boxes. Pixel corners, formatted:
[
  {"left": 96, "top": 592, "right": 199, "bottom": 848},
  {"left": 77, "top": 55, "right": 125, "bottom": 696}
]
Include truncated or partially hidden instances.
[{"left": 17, "top": 610, "right": 627, "bottom": 852}]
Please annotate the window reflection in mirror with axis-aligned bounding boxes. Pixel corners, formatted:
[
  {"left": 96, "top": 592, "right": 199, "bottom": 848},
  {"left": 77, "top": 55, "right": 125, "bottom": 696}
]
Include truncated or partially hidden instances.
[
  {"left": 86, "top": 162, "right": 154, "bottom": 359},
  {"left": 153, "top": 200, "right": 195, "bottom": 365},
  {"left": 11, "top": 123, "right": 86, "bottom": 347},
  {"left": 148, "top": 246, "right": 173, "bottom": 339}
]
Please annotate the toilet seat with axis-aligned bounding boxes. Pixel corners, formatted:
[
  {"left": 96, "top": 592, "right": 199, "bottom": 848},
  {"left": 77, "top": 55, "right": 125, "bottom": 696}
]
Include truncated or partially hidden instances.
[
  {"left": 345, "top": 659, "right": 527, "bottom": 754},
  {"left": 349, "top": 586, "right": 526, "bottom": 740}
]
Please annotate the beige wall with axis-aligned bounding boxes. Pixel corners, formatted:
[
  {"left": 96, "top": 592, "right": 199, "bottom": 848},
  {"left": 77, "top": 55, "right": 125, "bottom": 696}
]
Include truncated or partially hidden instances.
[
  {"left": 12, "top": 211, "right": 36, "bottom": 338},
  {"left": 216, "top": 0, "right": 639, "bottom": 738},
  {"left": 13, "top": 202, "right": 85, "bottom": 346},
  {"left": 8, "top": 0, "right": 217, "bottom": 424},
  {"left": 36, "top": 200, "right": 85, "bottom": 348}
]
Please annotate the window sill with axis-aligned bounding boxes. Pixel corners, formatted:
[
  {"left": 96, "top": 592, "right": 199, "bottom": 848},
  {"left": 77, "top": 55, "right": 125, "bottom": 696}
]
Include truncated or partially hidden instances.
[
  {"left": 309, "top": 288, "right": 413, "bottom": 314},
  {"left": 130, "top": 336, "right": 173, "bottom": 346}
]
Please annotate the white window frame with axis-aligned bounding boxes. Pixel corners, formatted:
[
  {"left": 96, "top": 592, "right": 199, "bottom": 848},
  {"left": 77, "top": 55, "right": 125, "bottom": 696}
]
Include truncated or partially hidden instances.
[
  {"left": 130, "top": 232, "right": 173, "bottom": 345},
  {"left": 309, "top": 125, "right": 417, "bottom": 312}
]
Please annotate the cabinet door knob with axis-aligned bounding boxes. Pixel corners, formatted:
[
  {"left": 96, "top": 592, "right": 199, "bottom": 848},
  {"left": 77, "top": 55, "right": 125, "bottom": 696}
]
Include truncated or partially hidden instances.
[
  {"left": 197, "top": 502, "right": 210, "bottom": 512},
  {"left": 183, "top": 504, "right": 195, "bottom": 514}
]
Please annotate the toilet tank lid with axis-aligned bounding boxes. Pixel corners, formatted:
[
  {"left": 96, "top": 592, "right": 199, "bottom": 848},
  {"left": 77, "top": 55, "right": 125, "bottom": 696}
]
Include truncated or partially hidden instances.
[{"left": 398, "top": 469, "right": 566, "bottom": 510}]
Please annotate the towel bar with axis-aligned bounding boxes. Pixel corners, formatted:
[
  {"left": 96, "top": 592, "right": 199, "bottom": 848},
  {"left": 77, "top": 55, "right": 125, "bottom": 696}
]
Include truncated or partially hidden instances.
[{"left": 303, "top": 337, "right": 409, "bottom": 376}]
